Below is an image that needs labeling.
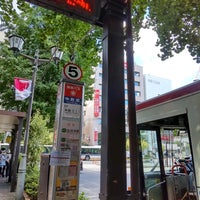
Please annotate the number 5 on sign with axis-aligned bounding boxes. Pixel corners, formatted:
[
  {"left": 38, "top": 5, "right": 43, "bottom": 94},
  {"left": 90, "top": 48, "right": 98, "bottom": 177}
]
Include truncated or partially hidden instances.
[{"left": 63, "top": 63, "right": 83, "bottom": 81}]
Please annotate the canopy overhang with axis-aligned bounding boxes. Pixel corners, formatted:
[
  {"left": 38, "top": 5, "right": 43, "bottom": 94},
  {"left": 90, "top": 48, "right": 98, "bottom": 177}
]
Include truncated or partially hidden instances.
[{"left": 0, "top": 110, "right": 26, "bottom": 133}]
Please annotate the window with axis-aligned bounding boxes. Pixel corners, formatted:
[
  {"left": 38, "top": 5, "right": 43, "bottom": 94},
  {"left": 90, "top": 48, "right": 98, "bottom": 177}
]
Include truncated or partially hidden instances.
[
  {"left": 135, "top": 81, "right": 140, "bottom": 86},
  {"left": 135, "top": 91, "right": 141, "bottom": 96},
  {"left": 134, "top": 72, "right": 140, "bottom": 77}
]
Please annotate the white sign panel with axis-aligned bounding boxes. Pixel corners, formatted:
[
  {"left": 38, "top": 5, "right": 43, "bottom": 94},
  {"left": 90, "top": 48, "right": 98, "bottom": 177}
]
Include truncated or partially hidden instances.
[{"left": 50, "top": 150, "right": 71, "bottom": 166}]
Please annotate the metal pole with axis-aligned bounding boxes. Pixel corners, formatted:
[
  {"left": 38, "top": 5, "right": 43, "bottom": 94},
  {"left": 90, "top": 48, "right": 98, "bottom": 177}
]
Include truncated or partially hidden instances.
[
  {"left": 23, "top": 51, "right": 39, "bottom": 154},
  {"left": 23, "top": 65, "right": 38, "bottom": 154},
  {"left": 100, "top": 2, "right": 126, "bottom": 200},
  {"left": 126, "top": 0, "right": 142, "bottom": 199},
  {"left": 15, "top": 51, "right": 38, "bottom": 200}
]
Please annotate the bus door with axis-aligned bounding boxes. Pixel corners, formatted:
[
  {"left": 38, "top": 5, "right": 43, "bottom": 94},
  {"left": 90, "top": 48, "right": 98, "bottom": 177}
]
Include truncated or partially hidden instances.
[
  {"left": 137, "top": 125, "right": 167, "bottom": 200},
  {"left": 137, "top": 116, "right": 197, "bottom": 200}
]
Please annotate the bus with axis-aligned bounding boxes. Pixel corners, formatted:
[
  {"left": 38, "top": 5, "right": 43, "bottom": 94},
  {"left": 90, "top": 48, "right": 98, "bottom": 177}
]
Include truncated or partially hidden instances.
[
  {"left": 135, "top": 81, "right": 200, "bottom": 199},
  {"left": 81, "top": 145, "right": 101, "bottom": 161}
]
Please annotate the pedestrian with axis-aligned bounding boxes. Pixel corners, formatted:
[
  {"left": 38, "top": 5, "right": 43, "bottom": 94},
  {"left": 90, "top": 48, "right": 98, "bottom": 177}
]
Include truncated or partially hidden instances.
[
  {"left": 0, "top": 148, "right": 7, "bottom": 177},
  {"left": 5, "top": 150, "right": 11, "bottom": 177}
]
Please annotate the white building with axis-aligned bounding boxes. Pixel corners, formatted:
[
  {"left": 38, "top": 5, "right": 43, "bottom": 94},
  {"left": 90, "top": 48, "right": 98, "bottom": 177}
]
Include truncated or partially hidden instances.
[
  {"left": 144, "top": 74, "right": 172, "bottom": 100},
  {"left": 83, "top": 63, "right": 145, "bottom": 145}
]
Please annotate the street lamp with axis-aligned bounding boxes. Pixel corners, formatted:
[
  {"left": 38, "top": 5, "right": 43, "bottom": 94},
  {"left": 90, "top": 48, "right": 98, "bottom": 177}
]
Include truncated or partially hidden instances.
[
  {"left": 9, "top": 34, "right": 63, "bottom": 154},
  {"left": 9, "top": 34, "right": 63, "bottom": 199}
]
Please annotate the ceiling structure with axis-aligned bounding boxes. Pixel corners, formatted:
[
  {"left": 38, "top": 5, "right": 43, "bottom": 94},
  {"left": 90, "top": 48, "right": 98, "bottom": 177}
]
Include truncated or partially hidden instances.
[{"left": 0, "top": 110, "right": 26, "bottom": 133}]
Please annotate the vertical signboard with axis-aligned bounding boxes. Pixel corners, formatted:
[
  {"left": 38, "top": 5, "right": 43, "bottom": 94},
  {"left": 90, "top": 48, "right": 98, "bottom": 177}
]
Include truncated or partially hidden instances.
[
  {"left": 94, "top": 89, "right": 100, "bottom": 117},
  {"left": 49, "top": 78, "right": 84, "bottom": 200}
]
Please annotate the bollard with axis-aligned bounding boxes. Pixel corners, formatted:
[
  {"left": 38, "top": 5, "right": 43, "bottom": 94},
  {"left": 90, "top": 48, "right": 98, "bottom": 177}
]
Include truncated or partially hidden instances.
[
  {"left": 38, "top": 154, "right": 50, "bottom": 200},
  {"left": 15, "top": 154, "right": 27, "bottom": 200}
]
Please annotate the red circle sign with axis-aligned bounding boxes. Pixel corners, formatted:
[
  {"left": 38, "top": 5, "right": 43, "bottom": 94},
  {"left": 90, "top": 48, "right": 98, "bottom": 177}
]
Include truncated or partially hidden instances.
[{"left": 63, "top": 63, "right": 82, "bottom": 81}]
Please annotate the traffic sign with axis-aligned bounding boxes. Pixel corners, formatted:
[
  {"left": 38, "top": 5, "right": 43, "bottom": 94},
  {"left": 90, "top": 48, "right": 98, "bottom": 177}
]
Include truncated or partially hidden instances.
[{"left": 63, "top": 63, "right": 82, "bottom": 81}]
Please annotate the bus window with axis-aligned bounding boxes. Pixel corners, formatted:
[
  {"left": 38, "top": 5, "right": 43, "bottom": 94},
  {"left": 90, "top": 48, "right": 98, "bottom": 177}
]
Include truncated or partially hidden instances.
[{"left": 139, "top": 130, "right": 161, "bottom": 190}]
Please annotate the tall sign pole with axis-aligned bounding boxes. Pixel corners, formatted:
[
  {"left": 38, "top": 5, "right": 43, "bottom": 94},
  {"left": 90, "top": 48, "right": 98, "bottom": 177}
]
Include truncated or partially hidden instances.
[
  {"left": 48, "top": 63, "right": 84, "bottom": 200},
  {"left": 100, "top": 1, "right": 127, "bottom": 200}
]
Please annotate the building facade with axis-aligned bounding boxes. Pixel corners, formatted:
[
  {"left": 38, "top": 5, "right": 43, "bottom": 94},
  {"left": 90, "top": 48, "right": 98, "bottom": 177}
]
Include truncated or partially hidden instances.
[
  {"left": 144, "top": 74, "right": 172, "bottom": 100},
  {"left": 82, "top": 63, "right": 145, "bottom": 145}
]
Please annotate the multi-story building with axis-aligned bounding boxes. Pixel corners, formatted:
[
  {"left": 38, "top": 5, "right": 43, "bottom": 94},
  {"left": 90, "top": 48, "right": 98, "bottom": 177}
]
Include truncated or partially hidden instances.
[
  {"left": 144, "top": 74, "right": 172, "bottom": 100},
  {"left": 82, "top": 63, "right": 145, "bottom": 145}
]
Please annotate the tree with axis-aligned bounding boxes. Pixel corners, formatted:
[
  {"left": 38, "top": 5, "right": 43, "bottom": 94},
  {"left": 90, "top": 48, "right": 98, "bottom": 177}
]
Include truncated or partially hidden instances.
[
  {"left": 1, "top": 0, "right": 200, "bottom": 62},
  {"left": 0, "top": 0, "right": 199, "bottom": 125},
  {"left": 0, "top": 1, "right": 102, "bottom": 127},
  {"left": 27, "top": 110, "right": 51, "bottom": 167},
  {"left": 24, "top": 111, "right": 51, "bottom": 199},
  {"left": 132, "top": 0, "right": 200, "bottom": 61}
]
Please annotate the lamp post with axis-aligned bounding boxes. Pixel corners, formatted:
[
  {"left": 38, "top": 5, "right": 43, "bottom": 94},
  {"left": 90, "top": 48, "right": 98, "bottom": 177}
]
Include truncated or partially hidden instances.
[
  {"left": 9, "top": 34, "right": 63, "bottom": 154},
  {"left": 9, "top": 34, "right": 63, "bottom": 199}
]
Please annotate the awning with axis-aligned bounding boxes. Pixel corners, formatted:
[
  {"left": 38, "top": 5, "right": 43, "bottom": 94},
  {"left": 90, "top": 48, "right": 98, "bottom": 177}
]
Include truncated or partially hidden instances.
[{"left": 0, "top": 110, "right": 26, "bottom": 133}]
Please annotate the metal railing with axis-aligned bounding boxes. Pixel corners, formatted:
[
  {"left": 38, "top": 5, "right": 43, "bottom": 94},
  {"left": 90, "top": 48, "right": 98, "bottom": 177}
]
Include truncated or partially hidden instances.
[{"left": 146, "top": 181, "right": 166, "bottom": 200}]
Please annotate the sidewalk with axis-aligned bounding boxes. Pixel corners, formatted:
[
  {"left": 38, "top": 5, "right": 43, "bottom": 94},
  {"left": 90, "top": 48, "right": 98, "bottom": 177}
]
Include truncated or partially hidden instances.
[{"left": 0, "top": 177, "right": 15, "bottom": 200}]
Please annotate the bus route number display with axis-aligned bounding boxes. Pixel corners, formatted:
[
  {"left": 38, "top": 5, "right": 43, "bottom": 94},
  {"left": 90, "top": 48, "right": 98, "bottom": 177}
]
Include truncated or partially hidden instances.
[{"left": 25, "top": 0, "right": 101, "bottom": 24}]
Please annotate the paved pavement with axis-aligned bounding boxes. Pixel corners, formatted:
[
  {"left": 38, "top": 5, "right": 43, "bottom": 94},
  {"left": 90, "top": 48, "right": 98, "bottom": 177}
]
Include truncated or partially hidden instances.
[{"left": 0, "top": 177, "right": 15, "bottom": 200}]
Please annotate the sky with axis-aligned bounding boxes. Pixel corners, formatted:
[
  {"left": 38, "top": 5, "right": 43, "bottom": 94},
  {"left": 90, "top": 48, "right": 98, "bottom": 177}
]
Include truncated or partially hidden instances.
[{"left": 134, "top": 29, "right": 200, "bottom": 90}]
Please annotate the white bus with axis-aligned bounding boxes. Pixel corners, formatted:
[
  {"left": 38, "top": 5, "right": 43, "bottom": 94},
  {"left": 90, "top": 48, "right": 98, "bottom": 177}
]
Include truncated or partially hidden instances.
[
  {"left": 135, "top": 81, "right": 200, "bottom": 199},
  {"left": 81, "top": 145, "right": 101, "bottom": 161}
]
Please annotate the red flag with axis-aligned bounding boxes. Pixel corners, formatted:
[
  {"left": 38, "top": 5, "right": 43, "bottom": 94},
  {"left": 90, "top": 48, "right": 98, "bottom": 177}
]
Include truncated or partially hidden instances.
[{"left": 14, "top": 77, "right": 32, "bottom": 101}]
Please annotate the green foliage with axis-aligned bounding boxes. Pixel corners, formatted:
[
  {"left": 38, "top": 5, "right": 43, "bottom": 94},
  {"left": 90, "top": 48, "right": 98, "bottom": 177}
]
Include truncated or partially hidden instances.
[
  {"left": 24, "top": 111, "right": 52, "bottom": 199},
  {"left": 173, "top": 129, "right": 179, "bottom": 137},
  {"left": 126, "top": 136, "right": 148, "bottom": 152},
  {"left": 141, "top": 139, "right": 148, "bottom": 150},
  {"left": 0, "top": 134, "right": 4, "bottom": 142},
  {"left": 27, "top": 111, "right": 51, "bottom": 167},
  {"left": 25, "top": 165, "right": 39, "bottom": 200},
  {"left": 0, "top": 0, "right": 102, "bottom": 127},
  {"left": 1, "top": 0, "right": 200, "bottom": 64},
  {"left": 79, "top": 192, "right": 90, "bottom": 200},
  {"left": 132, "top": 0, "right": 200, "bottom": 61}
]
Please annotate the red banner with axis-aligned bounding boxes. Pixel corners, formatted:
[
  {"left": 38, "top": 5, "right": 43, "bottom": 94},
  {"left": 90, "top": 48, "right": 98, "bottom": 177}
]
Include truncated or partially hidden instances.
[
  {"left": 14, "top": 77, "right": 32, "bottom": 101},
  {"left": 94, "top": 89, "right": 100, "bottom": 117}
]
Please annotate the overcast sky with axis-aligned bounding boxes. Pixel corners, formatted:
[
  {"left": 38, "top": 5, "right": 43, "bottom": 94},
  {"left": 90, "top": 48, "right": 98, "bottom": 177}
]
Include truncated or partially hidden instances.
[{"left": 134, "top": 29, "right": 200, "bottom": 89}]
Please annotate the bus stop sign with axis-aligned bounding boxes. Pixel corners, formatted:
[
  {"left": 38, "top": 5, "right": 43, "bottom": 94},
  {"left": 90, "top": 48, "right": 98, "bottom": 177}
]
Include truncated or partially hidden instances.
[{"left": 25, "top": 0, "right": 101, "bottom": 24}]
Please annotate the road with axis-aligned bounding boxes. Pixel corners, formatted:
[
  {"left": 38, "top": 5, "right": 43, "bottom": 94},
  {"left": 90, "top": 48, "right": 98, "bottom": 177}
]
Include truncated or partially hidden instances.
[
  {"left": 79, "top": 162, "right": 100, "bottom": 200},
  {"left": 79, "top": 161, "right": 132, "bottom": 200}
]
